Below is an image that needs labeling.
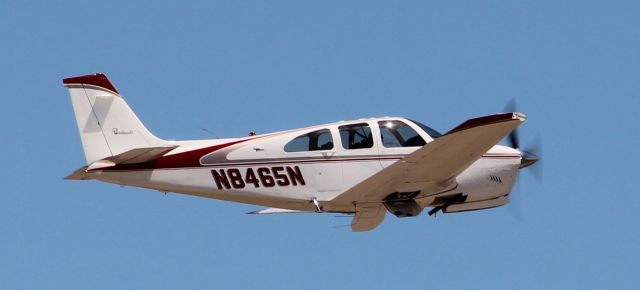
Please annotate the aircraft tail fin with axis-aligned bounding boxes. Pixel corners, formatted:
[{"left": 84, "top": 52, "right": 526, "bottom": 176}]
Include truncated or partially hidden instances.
[{"left": 63, "top": 73, "right": 172, "bottom": 165}]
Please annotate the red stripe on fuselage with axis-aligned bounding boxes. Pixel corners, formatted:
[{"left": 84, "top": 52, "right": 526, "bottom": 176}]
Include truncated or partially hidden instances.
[
  {"left": 97, "top": 139, "right": 253, "bottom": 172},
  {"left": 91, "top": 147, "right": 519, "bottom": 172}
]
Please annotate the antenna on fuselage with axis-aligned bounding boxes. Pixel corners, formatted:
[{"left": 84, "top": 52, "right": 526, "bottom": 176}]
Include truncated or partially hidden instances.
[{"left": 199, "top": 127, "right": 219, "bottom": 139}]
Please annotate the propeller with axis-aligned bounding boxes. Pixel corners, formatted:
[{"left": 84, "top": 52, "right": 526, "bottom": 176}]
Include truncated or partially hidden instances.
[
  {"left": 504, "top": 99, "right": 542, "bottom": 180},
  {"left": 503, "top": 100, "right": 543, "bottom": 220},
  {"left": 522, "top": 135, "right": 543, "bottom": 182},
  {"left": 507, "top": 134, "right": 543, "bottom": 221}
]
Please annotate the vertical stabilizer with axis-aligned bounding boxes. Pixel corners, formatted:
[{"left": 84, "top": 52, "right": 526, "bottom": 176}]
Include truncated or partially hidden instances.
[{"left": 63, "top": 73, "right": 170, "bottom": 165}]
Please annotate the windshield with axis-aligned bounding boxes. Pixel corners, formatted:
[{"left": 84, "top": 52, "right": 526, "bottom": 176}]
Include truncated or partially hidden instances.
[
  {"left": 408, "top": 119, "right": 443, "bottom": 138},
  {"left": 378, "top": 120, "right": 426, "bottom": 147}
]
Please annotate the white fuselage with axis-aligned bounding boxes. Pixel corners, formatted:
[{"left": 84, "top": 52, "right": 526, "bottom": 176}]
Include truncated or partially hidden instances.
[{"left": 88, "top": 117, "right": 521, "bottom": 213}]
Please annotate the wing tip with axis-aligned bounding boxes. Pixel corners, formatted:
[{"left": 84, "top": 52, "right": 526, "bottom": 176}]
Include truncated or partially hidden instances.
[{"left": 447, "top": 112, "right": 525, "bottom": 135}]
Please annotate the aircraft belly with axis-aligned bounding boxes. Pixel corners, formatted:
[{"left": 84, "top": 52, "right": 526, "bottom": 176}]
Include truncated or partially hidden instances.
[
  {"left": 91, "top": 168, "right": 318, "bottom": 209},
  {"left": 93, "top": 169, "right": 227, "bottom": 195},
  {"left": 91, "top": 165, "right": 342, "bottom": 203}
]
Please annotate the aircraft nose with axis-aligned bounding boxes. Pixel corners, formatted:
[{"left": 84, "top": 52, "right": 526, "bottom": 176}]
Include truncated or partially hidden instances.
[{"left": 520, "top": 151, "right": 539, "bottom": 169}]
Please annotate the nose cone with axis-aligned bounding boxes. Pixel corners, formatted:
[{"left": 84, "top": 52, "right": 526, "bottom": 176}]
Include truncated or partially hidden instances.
[{"left": 520, "top": 152, "right": 540, "bottom": 169}]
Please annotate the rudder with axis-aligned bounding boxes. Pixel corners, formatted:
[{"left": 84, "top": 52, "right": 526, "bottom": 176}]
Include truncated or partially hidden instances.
[{"left": 63, "top": 73, "right": 170, "bottom": 164}]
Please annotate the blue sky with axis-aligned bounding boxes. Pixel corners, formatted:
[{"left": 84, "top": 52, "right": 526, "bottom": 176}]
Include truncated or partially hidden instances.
[{"left": 1, "top": 0, "right": 639, "bottom": 289}]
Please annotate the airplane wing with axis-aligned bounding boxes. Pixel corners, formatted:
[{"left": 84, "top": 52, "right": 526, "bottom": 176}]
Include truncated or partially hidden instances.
[
  {"left": 104, "top": 146, "right": 177, "bottom": 164},
  {"left": 249, "top": 205, "right": 386, "bottom": 232},
  {"left": 247, "top": 208, "right": 307, "bottom": 214},
  {"left": 334, "top": 113, "right": 526, "bottom": 231}
]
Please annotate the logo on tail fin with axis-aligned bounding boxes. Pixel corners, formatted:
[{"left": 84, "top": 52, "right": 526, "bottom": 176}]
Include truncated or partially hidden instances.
[{"left": 112, "top": 128, "right": 133, "bottom": 135}]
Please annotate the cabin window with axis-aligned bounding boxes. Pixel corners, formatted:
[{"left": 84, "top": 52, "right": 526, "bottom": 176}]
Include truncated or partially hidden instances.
[
  {"left": 378, "top": 120, "right": 426, "bottom": 147},
  {"left": 284, "top": 129, "right": 334, "bottom": 152},
  {"left": 339, "top": 123, "right": 373, "bottom": 149}
]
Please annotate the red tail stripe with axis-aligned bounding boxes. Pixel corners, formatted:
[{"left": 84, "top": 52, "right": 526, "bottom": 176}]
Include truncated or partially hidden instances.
[{"left": 63, "top": 73, "right": 120, "bottom": 94}]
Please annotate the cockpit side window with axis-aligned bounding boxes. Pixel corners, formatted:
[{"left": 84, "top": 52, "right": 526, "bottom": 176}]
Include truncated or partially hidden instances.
[
  {"left": 378, "top": 120, "right": 426, "bottom": 148},
  {"left": 284, "top": 129, "right": 333, "bottom": 152},
  {"left": 339, "top": 123, "right": 373, "bottom": 150}
]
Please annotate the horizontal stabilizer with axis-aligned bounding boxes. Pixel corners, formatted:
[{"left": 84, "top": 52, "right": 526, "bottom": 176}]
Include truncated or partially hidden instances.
[
  {"left": 85, "top": 146, "right": 177, "bottom": 170},
  {"left": 84, "top": 146, "right": 176, "bottom": 171},
  {"left": 67, "top": 146, "right": 177, "bottom": 177},
  {"left": 65, "top": 166, "right": 91, "bottom": 180},
  {"left": 104, "top": 146, "right": 177, "bottom": 164}
]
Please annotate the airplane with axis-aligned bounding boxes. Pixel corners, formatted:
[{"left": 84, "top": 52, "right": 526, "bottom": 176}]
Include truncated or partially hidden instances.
[{"left": 63, "top": 73, "right": 540, "bottom": 232}]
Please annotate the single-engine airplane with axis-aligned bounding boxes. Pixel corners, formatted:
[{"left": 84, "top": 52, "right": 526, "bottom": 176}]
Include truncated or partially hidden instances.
[{"left": 64, "top": 73, "right": 540, "bottom": 231}]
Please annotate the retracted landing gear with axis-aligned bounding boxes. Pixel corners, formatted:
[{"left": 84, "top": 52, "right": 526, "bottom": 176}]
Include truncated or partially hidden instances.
[{"left": 428, "top": 193, "right": 467, "bottom": 217}]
